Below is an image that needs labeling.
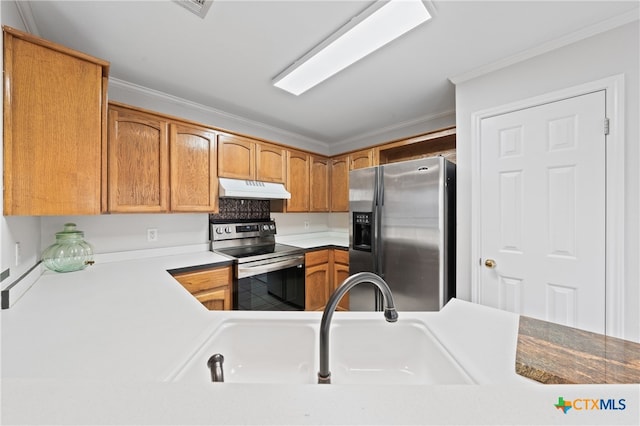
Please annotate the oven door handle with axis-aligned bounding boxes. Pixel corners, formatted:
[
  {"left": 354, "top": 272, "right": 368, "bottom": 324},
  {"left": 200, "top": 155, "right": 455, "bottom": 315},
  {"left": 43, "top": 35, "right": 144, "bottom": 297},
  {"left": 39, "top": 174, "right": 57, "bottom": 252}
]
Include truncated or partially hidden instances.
[{"left": 237, "top": 256, "right": 305, "bottom": 278}]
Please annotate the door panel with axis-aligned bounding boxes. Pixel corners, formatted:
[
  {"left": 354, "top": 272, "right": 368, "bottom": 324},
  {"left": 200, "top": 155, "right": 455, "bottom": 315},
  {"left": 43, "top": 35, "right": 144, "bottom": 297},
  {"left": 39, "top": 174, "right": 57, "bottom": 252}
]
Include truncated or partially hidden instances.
[
  {"left": 479, "top": 91, "right": 606, "bottom": 334},
  {"left": 380, "top": 158, "right": 444, "bottom": 311},
  {"left": 348, "top": 166, "right": 377, "bottom": 311}
]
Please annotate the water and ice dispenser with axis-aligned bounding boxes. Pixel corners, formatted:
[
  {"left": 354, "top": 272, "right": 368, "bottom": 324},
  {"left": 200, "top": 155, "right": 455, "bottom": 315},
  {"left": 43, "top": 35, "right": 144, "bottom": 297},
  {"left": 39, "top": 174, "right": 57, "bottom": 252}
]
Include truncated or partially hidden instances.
[{"left": 352, "top": 212, "right": 372, "bottom": 252}]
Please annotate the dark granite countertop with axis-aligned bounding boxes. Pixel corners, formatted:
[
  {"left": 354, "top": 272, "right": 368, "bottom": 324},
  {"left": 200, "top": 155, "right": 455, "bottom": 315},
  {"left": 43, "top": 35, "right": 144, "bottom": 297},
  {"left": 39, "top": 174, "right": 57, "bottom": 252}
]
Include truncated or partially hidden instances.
[{"left": 515, "top": 315, "right": 640, "bottom": 384}]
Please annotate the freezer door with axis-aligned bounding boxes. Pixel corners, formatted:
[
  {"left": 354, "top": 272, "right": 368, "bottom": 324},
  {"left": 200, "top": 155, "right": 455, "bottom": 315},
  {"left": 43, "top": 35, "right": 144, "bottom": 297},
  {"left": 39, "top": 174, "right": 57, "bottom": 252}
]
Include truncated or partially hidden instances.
[
  {"left": 348, "top": 166, "right": 379, "bottom": 311},
  {"left": 380, "top": 157, "right": 446, "bottom": 311}
]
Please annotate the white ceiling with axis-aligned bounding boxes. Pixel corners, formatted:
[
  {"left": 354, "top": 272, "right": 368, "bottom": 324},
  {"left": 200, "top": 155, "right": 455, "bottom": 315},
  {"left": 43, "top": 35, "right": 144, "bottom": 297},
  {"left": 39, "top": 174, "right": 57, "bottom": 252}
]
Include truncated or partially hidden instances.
[{"left": 21, "top": 0, "right": 640, "bottom": 148}]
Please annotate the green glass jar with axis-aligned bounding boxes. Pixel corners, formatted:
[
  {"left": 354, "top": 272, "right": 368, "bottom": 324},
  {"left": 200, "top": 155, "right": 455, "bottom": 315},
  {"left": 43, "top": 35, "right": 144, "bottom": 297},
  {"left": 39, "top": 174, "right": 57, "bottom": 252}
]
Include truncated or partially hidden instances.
[{"left": 42, "top": 223, "right": 94, "bottom": 273}]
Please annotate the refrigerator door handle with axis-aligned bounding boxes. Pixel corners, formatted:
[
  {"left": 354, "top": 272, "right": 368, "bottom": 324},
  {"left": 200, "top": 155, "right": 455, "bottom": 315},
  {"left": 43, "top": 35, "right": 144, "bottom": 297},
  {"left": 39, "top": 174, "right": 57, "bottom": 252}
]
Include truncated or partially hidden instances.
[
  {"left": 371, "top": 167, "right": 379, "bottom": 274},
  {"left": 376, "top": 167, "right": 384, "bottom": 279}
]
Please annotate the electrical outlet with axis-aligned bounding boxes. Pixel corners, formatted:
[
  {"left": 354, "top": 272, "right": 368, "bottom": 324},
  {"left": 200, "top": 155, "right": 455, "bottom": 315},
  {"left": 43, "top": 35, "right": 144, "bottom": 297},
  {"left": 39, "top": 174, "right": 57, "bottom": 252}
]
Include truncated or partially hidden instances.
[
  {"left": 147, "top": 228, "right": 158, "bottom": 242},
  {"left": 304, "top": 221, "right": 310, "bottom": 230}
]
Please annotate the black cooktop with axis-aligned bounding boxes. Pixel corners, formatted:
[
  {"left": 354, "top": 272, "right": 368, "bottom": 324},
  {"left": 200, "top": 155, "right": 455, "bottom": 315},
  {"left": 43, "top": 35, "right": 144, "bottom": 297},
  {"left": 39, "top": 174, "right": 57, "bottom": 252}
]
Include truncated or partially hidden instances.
[
  {"left": 214, "top": 243, "right": 304, "bottom": 261},
  {"left": 210, "top": 218, "right": 270, "bottom": 225}
]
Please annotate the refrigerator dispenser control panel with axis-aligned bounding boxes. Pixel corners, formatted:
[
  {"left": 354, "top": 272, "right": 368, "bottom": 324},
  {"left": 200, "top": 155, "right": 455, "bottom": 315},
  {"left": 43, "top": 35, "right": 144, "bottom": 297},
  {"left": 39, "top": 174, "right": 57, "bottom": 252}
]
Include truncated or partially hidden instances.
[
  {"left": 354, "top": 213, "right": 371, "bottom": 224},
  {"left": 353, "top": 212, "right": 372, "bottom": 252}
]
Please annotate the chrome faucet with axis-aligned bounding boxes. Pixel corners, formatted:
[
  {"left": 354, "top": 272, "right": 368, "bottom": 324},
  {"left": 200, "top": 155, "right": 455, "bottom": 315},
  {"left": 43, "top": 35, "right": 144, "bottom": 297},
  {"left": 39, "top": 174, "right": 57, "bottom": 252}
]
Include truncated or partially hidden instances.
[{"left": 317, "top": 272, "right": 398, "bottom": 384}]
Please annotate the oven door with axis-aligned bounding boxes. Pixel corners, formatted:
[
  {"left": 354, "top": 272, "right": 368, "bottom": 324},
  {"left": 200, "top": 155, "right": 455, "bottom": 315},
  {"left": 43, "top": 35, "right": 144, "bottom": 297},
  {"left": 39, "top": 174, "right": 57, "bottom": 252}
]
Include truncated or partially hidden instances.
[{"left": 235, "top": 255, "right": 305, "bottom": 311}]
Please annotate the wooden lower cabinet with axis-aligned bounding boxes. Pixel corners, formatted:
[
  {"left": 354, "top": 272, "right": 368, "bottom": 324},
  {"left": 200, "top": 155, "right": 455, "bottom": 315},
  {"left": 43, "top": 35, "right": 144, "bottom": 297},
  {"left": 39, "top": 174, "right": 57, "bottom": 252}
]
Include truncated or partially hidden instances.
[
  {"left": 171, "top": 265, "right": 233, "bottom": 311},
  {"left": 305, "top": 250, "right": 330, "bottom": 311},
  {"left": 305, "top": 249, "right": 349, "bottom": 311},
  {"left": 194, "top": 287, "right": 231, "bottom": 311}
]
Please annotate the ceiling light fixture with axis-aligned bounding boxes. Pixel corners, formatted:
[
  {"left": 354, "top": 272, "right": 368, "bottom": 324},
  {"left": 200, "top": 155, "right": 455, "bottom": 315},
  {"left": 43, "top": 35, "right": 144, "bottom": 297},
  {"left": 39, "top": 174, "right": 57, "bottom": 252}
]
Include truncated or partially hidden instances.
[{"left": 272, "top": 0, "right": 432, "bottom": 96}]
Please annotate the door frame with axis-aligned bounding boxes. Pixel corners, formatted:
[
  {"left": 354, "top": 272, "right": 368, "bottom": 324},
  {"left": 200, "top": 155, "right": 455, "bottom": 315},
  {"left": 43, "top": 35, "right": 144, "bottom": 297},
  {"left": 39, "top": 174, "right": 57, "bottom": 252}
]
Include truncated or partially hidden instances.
[{"left": 470, "top": 74, "right": 625, "bottom": 338}]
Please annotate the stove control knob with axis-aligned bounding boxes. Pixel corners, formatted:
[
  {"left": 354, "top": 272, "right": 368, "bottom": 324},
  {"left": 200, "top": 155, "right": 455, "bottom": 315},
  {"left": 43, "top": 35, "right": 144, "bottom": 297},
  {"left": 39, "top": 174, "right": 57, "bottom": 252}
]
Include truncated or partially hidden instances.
[
  {"left": 224, "top": 227, "right": 232, "bottom": 234},
  {"left": 215, "top": 227, "right": 223, "bottom": 235},
  {"left": 269, "top": 224, "right": 276, "bottom": 231},
  {"left": 262, "top": 224, "right": 269, "bottom": 231}
]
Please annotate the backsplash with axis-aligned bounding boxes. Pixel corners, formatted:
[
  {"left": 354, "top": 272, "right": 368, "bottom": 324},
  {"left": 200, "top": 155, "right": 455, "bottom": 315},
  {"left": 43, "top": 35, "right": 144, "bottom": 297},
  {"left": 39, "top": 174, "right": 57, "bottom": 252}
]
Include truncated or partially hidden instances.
[{"left": 209, "top": 199, "right": 270, "bottom": 222}]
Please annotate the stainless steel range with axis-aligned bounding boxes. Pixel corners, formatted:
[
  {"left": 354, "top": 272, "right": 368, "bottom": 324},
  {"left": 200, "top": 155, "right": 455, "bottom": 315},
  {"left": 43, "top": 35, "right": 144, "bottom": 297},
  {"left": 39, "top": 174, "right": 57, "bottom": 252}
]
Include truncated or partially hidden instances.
[{"left": 210, "top": 220, "right": 306, "bottom": 310}]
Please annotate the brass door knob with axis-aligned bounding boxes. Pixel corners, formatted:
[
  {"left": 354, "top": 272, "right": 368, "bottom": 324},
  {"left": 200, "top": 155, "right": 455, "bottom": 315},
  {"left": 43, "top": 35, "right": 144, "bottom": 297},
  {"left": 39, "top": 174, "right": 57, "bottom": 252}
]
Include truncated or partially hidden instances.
[{"left": 484, "top": 259, "right": 496, "bottom": 269}]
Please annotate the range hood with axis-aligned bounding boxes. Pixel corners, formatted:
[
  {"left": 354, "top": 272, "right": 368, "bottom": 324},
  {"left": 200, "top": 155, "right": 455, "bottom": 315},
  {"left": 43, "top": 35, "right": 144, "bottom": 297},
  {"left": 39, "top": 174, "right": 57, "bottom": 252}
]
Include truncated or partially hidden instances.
[{"left": 218, "top": 177, "right": 291, "bottom": 200}]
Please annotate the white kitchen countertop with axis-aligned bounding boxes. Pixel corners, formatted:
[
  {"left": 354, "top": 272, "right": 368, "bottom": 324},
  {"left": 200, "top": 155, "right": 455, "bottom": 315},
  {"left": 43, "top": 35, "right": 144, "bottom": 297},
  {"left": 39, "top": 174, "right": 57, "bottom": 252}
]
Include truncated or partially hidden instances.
[{"left": 2, "top": 246, "right": 638, "bottom": 425}]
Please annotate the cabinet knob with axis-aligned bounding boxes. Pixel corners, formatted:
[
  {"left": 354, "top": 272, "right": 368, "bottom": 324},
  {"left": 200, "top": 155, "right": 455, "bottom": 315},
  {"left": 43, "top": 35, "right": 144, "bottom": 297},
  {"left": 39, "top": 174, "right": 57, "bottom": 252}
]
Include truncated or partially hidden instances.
[{"left": 484, "top": 259, "right": 497, "bottom": 269}]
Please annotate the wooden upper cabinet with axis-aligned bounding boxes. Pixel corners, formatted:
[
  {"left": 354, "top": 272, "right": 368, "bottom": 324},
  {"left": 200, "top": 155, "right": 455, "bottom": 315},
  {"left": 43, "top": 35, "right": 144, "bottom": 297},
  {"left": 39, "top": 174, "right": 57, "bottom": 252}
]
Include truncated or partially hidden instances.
[
  {"left": 107, "top": 103, "right": 219, "bottom": 214},
  {"left": 350, "top": 148, "right": 377, "bottom": 170},
  {"left": 330, "top": 155, "right": 349, "bottom": 212},
  {"left": 3, "top": 26, "right": 109, "bottom": 215},
  {"left": 218, "top": 134, "right": 286, "bottom": 184},
  {"left": 170, "top": 123, "right": 218, "bottom": 212},
  {"left": 107, "top": 106, "right": 169, "bottom": 212},
  {"left": 217, "top": 134, "right": 255, "bottom": 180},
  {"left": 256, "top": 142, "right": 286, "bottom": 183},
  {"left": 310, "top": 155, "right": 330, "bottom": 212},
  {"left": 378, "top": 127, "right": 457, "bottom": 165},
  {"left": 286, "top": 149, "right": 310, "bottom": 212}
]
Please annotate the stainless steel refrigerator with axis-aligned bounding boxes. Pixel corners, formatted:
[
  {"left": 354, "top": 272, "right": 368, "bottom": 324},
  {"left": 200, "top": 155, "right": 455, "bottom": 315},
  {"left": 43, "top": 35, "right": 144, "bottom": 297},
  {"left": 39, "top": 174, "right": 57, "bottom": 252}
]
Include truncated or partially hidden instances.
[{"left": 349, "top": 156, "right": 455, "bottom": 311}]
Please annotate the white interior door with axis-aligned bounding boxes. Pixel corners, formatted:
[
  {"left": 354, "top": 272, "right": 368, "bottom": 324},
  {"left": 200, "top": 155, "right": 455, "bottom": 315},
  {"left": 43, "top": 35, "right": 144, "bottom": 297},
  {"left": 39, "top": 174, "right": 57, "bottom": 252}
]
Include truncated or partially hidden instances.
[{"left": 479, "top": 90, "right": 606, "bottom": 334}]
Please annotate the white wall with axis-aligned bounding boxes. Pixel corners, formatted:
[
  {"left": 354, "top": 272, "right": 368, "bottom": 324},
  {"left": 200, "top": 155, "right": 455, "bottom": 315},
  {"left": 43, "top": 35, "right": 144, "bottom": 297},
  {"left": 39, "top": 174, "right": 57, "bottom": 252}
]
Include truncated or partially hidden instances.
[
  {"left": 38, "top": 212, "right": 349, "bottom": 255},
  {"left": 0, "top": 1, "right": 43, "bottom": 290},
  {"left": 40, "top": 214, "right": 210, "bottom": 254},
  {"left": 454, "top": 21, "right": 639, "bottom": 341},
  {"left": 270, "top": 212, "right": 348, "bottom": 236}
]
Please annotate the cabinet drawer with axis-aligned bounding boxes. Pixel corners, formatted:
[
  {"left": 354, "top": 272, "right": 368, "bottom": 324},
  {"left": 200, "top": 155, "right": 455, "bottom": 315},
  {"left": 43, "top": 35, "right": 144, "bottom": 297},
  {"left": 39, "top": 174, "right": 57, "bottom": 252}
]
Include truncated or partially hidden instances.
[
  {"left": 333, "top": 249, "right": 349, "bottom": 265},
  {"left": 172, "top": 266, "right": 233, "bottom": 294},
  {"left": 305, "top": 249, "right": 329, "bottom": 267}
]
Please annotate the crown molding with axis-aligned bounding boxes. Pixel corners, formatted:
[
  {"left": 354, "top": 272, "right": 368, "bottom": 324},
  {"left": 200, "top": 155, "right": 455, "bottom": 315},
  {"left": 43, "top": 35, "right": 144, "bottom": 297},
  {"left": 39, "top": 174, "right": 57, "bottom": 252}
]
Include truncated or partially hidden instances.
[
  {"left": 14, "top": 0, "right": 40, "bottom": 36},
  {"left": 449, "top": 8, "right": 639, "bottom": 85},
  {"left": 330, "top": 108, "right": 456, "bottom": 153},
  {"left": 108, "top": 77, "right": 329, "bottom": 152}
]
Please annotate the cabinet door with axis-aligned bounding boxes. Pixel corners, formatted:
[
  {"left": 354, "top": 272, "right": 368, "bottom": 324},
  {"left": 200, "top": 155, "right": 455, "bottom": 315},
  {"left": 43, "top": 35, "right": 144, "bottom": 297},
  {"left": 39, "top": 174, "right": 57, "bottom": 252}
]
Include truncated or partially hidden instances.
[
  {"left": 256, "top": 142, "right": 286, "bottom": 183},
  {"left": 108, "top": 106, "right": 169, "bottom": 212},
  {"left": 350, "top": 148, "right": 376, "bottom": 170},
  {"left": 305, "top": 263, "right": 330, "bottom": 311},
  {"left": 310, "top": 156, "right": 330, "bottom": 212},
  {"left": 218, "top": 134, "right": 255, "bottom": 180},
  {"left": 330, "top": 155, "right": 349, "bottom": 212},
  {"left": 170, "top": 123, "right": 218, "bottom": 212},
  {"left": 3, "top": 28, "right": 107, "bottom": 215},
  {"left": 286, "top": 149, "right": 310, "bottom": 212},
  {"left": 195, "top": 287, "right": 231, "bottom": 311},
  {"left": 172, "top": 266, "right": 233, "bottom": 311},
  {"left": 333, "top": 250, "right": 350, "bottom": 311}
]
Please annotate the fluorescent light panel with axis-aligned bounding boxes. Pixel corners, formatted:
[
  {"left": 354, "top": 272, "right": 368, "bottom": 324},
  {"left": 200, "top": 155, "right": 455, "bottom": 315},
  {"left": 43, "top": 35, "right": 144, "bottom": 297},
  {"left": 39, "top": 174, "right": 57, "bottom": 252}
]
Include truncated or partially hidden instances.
[{"left": 273, "top": 0, "right": 431, "bottom": 96}]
